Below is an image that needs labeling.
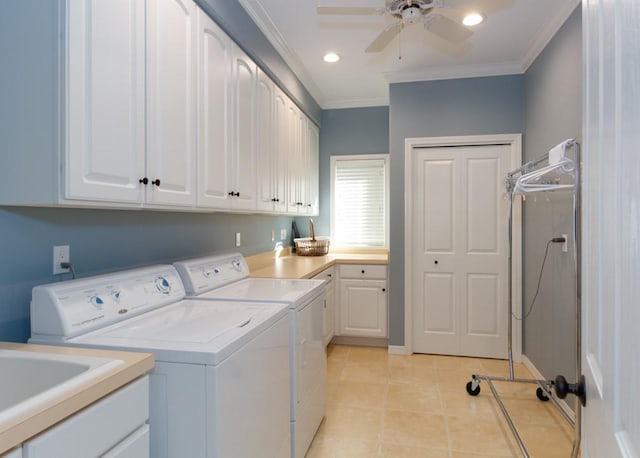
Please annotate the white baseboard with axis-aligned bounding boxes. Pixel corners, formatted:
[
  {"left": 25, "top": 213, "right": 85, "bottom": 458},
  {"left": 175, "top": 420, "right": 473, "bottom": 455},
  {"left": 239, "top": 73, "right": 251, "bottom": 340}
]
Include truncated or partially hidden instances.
[
  {"left": 387, "top": 345, "right": 411, "bottom": 355},
  {"left": 522, "top": 355, "right": 575, "bottom": 422}
]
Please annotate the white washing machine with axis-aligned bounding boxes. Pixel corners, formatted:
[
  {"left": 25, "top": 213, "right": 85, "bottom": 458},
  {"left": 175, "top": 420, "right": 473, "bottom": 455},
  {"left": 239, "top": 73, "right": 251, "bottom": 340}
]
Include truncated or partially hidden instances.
[
  {"left": 29, "top": 265, "right": 291, "bottom": 458},
  {"left": 174, "top": 253, "right": 327, "bottom": 458}
]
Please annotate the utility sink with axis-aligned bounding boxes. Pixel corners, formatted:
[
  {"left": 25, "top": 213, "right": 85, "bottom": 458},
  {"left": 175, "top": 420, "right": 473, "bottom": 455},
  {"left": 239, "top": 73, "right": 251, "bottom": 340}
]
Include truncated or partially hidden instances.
[{"left": 0, "top": 349, "right": 123, "bottom": 424}]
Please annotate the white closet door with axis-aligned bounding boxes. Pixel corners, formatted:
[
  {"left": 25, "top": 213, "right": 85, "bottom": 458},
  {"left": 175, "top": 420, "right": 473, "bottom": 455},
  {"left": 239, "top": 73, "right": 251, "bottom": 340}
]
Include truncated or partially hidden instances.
[
  {"left": 66, "top": 0, "right": 145, "bottom": 203},
  {"left": 412, "top": 144, "right": 510, "bottom": 358}
]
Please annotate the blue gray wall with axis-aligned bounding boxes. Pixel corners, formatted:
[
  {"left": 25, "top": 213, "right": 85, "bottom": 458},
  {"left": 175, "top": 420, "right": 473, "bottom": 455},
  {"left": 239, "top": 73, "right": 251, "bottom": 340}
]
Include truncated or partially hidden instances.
[
  {"left": 0, "top": 208, "right": 292, "bottom": 342},
  {"left": 299, "top": 107, "right": 390, "bottom": 237},
  {"left": 388, "top": 76, "right": 525, "bottom": 345},
  {"left": 522, "top": 6, "right": 582, "bottom": 385}
]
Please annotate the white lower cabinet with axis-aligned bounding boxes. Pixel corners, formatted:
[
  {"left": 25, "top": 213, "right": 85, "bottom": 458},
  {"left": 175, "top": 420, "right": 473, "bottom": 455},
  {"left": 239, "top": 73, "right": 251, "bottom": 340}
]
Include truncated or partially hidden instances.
[
  {"left": 313, "top": 266, "right": 336, "bottom": 345},
  {"left": 21, "top": 376, "right": 149, "bottom": 458},
  {"left": 337, "top": 265, "right": 388, "bottom": 338}
]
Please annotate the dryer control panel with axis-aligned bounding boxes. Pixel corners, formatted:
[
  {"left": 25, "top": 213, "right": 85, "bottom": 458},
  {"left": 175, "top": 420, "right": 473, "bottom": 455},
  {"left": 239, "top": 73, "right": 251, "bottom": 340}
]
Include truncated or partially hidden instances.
[
  {"left": 174, "top": 253, "right": 249, "bottom": 295},
  {"left": 30, "top": 265, "right": 185, "bottom": 340}
]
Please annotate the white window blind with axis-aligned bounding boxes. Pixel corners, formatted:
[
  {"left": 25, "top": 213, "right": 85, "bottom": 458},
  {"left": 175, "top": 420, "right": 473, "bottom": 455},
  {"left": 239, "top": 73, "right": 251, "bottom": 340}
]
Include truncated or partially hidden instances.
[{"left": 331, "top": 157, "right": 388, "bottom": 247}]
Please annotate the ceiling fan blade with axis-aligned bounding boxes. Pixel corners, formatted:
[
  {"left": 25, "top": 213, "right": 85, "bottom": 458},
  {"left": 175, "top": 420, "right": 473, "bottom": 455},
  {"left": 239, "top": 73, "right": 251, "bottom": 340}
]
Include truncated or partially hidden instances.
[
  {"left": 365, "top": 22, "right": 403, "bottom": 53},
  {"left": 317, "top": 6, "right": 385, "bottom": 15},
  {"left": 424, "top": 14, "right": 472, "bottom": 43}
]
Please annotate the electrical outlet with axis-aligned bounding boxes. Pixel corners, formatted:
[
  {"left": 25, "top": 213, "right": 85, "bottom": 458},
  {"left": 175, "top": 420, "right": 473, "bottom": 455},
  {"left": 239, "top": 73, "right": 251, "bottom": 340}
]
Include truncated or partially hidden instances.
[
  {"left": 53, "top": 245, "right": 70, "bottom": 274},
  {"left": 235, "top": 232, "right": 241, "bottom": 247},
  {"left": 562, "top": 234, "right": 568, "bottom": 252},
  {"left": 280, "top": 228, "right": 287, "bottom": 241}
]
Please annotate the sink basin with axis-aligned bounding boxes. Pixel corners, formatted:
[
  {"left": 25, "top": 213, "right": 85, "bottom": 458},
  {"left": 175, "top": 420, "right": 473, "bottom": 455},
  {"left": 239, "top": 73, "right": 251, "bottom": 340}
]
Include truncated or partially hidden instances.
[{"left": 0, "top": 349, "right": 123, "bottom": 424}]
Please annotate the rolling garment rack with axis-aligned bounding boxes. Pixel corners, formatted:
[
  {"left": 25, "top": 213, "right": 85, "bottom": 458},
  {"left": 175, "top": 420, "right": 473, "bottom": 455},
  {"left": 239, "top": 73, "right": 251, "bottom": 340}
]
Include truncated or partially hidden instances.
[{"left": 465, "top": 139, "right": 584, "bottom": 458}]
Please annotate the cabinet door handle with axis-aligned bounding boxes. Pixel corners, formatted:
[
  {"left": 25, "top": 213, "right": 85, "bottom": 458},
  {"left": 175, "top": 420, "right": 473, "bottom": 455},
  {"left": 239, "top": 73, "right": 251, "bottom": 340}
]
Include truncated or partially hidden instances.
[
  {"left": 151, "top": 179, "right": 160, "bottom": 186},
  {"left": 139, "top": 177, "right": 149, "bottom": 185},
  {"left": 382, "top": 288, "right": 386, "bottom": 292},
  {"left": 434, "top": 260, "right": 439, "bottom": 265},
  {"left": 361, "top": 269, "right": 365, "bottom": 274}
]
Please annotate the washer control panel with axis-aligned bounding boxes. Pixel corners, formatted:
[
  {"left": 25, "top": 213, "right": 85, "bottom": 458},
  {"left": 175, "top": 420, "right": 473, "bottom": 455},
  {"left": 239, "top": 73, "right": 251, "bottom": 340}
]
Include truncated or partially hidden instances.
[
  {"left": 174, "top": 253, "right": 249, "bottom": 295},
  {"left": 31, "top": 265, "right": 185, "bottom": 339}
]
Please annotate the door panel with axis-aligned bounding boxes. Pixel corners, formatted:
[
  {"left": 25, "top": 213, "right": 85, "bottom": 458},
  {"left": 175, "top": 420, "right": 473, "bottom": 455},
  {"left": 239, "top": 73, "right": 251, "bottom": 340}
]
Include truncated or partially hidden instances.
[
  {"left": 467, "top": 159, "right": 499, "bottom": 253},
  {"left": 413, "top": 144, "right": 509, "bottom": 358},
  {"left": 66, "top": 0, "right": 145, "bottom": 203},
  {"left": 423, "top": 160, "right": 454, "bottom": 252},
  {"left": 196, "top": 9, "right": 231, "bottom": 208},
  {"left": 146, "top": 0, "right": 196, "bottom": 206},
  {"left": 582, "top": 0, "right": 640, "bottom": 455}
]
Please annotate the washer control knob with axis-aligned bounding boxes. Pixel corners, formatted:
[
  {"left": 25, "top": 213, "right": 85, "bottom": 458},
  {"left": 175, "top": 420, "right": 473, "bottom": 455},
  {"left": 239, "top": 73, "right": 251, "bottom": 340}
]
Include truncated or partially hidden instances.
[
  {"left": 112, "top": 290, "right": 122, "bottom": 302},
  {"left": 231, "top": 260, "right": 242, "bottom": 272},
  {"left": 90, "top": 295, "right": 105, "bottom": 308},
  {"left": 155, "top": 277, "right": 171, "bottom": 294}
]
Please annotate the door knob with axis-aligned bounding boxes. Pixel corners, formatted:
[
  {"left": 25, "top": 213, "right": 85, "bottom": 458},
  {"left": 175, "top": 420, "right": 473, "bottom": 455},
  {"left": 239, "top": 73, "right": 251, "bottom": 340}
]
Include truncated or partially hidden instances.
[{"left": 554, "top": 374, "right": 586, "bottom": 406}]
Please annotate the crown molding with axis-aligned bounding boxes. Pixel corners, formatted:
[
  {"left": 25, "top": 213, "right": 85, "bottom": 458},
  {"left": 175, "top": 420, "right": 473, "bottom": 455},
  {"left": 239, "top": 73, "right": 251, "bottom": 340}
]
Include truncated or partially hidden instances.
[
  {"left": 383, "top": 60, "right": 525, "bottom": 84},
  {"left": 238, "top": 0, "right": 326, "bottom": 107},
  {"left": 520, "top": 0, "right": 581, "bottom": 71},
  {"left": 323, "top": 96, "right": 391, "bottom": 110}
]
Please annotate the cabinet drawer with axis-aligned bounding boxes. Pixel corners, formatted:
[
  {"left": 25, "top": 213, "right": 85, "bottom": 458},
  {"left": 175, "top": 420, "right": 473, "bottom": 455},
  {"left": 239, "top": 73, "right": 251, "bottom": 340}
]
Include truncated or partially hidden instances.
[
  {"left": 339, "top": 264, "right": 387, "bottom": 279},
  {"left": 312, "top": 266, "right": 336, "bottom": 284},
  {"left": 23, "top": 376, "right": 149, "bottom": 458}
]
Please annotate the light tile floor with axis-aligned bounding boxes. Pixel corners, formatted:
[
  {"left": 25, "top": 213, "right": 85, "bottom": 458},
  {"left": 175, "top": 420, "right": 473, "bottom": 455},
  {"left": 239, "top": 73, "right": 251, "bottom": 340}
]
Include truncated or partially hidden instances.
[{"left": 307, "top": 344, "right": 576, "bottom": 458}]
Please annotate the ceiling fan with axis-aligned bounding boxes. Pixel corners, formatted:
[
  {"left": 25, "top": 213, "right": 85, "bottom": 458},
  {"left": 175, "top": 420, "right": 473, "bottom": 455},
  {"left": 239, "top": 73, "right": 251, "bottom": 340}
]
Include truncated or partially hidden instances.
[{"left": 317, "top": 0, "right": 473, "bottom": 52}]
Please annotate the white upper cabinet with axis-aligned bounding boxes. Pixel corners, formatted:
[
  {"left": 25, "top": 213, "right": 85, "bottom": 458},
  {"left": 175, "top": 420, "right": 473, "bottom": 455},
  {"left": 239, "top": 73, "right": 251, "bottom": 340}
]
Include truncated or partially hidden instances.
[
  {"left": 257, "top": 78, "right": 287, "bottom": 212},
  {"left": 196, "top": 9, "right": 232, "bottom": 208},
  {"left": 0, "top": 0, "right": 318, "bottom": 214},
  {"left": 306, "top": 121, "right": 320, "bottom": 215},
  {"left": 65, "top": 0, "right": 146, "bottom": 204},
  {"left": 230, "top": 46, "right": 257, "bottom": 210},
  {"left": 67, "top": 0, "right": 197, "bottom": 208},
  {"left": 196, "top": 15, "right": 257, "bottom": 212},
  {"left": 146, "top": 0, "right": 197, "bottom": 207}
]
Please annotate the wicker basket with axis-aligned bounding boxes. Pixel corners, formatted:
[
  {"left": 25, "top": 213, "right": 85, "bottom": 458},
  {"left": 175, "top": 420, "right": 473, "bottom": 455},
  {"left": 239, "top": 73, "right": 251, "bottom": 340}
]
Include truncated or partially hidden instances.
[{"left": 294, "top": 236, "right": 330, "bottom": 256}]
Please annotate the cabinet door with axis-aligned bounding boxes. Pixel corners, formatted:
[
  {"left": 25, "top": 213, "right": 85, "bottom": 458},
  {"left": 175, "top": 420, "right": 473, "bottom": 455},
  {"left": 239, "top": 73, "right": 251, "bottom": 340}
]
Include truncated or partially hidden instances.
[
  {"left": 306, "top": 121, "right": 320, "bottom": 215},
  {"left": 287, "top": 101, "right": 302, "bottom": 213},
  {"left": 339, "top": 279, "right": 388, "bottom": 337},
  {"left": 196, "top": 8, "right": 232, "bottom": 209},
  {"left": 256, "top": 69, "right": 276, "bottom": 212},
  {"left": 66, "top": 0, "right": 146, "bottom": 203},
  {"left": 146, "top": 0, "right": 197, "bottom": 206},
  {"left": 231, "top": 46, "right": 257, "bottom": 210},
  {"left": 272, "top": 87, "right": 289, "bottom": 213},
  {"left": 324, "top": 282, "right": 336, "bottom": 345}
]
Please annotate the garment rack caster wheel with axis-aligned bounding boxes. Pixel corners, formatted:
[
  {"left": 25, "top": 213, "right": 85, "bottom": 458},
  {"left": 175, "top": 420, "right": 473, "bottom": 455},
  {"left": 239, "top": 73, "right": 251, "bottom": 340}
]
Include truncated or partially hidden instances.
[
  {"left": 536, "top": 387, "right": 550, "bottom": 402},
  {"left": 466, "top": 376, "right": 481, "bottom": 396}
]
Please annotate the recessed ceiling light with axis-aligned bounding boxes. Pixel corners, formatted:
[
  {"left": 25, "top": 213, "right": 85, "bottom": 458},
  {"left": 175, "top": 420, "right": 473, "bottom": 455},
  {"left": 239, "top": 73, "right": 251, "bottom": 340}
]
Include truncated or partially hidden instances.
[
  {"left": 462, "top": 13, "right": 485, "bottom": 26},
  {"left": 323, "top": 52, "right": 340, "bottom": 63}
]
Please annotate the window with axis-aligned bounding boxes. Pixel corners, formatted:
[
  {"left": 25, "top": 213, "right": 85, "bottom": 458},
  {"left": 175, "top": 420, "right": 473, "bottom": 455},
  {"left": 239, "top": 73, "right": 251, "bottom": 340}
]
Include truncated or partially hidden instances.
[{"left": 330, "top": 154, "right": 389, "bottom": 248}]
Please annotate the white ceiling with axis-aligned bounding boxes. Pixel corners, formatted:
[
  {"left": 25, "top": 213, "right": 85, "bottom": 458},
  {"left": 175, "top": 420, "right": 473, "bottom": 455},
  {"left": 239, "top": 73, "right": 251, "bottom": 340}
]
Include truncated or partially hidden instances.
[{"left": 239, "top": 0, "right": 580, "bottom": 109}]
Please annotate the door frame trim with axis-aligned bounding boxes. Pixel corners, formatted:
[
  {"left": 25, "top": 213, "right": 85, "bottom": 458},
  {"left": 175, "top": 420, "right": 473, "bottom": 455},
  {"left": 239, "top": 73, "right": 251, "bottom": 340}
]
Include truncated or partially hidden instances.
[{"left": 403, "top": 133, "right": 523, "bottom": 360}]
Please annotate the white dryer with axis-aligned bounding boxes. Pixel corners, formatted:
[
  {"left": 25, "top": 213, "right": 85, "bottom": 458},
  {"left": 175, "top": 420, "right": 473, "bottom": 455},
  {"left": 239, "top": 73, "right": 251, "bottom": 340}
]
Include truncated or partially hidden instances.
[
  {"left": 30, "top": 265, "right": 290, "bottom": 458},
  {"left": 174, "top": 253, "right": 327, "bottom": 458}
]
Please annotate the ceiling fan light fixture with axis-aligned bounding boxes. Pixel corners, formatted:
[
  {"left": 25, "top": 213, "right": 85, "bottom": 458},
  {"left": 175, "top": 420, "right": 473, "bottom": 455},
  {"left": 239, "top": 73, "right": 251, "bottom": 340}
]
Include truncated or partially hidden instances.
[
  {"left": 323, "top": 52, "right": 341, "bottom": 63},
  {"left": 462, "top": 12, "right": 485, "bottom": 26}
]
